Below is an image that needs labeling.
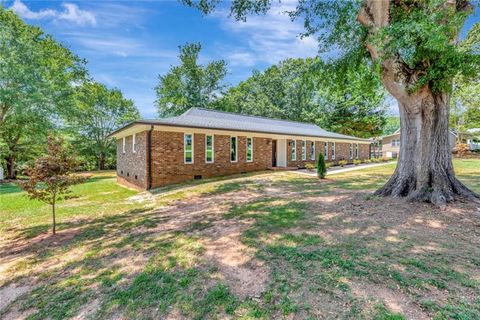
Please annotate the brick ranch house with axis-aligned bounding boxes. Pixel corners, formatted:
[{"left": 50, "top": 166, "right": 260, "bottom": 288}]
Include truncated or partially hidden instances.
[{"left": 109, "top": 108, "right": 371, "bottom": 190}]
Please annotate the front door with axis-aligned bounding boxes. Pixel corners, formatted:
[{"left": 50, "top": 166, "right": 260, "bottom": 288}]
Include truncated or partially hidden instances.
[{"left": 272, "top": 140, "right": 277, "bottom": 167}]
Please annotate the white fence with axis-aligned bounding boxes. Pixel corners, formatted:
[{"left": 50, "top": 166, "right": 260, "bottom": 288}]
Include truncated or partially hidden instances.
[{"left": 469, "top": 143, "right": 480, "bottom": 150}]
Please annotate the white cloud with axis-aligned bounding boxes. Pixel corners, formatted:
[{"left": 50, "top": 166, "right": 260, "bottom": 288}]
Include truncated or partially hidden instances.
[
  {"left": 214, "top": 1, "right": 318, "bottom": 65},
  {"left": 63, "top": 32, "right": 177, "bottom": 59},
  {"left": 57, "top": 3, "right": 96, "bottom": 26},
  {"left": 10, "top": 0, "right": 56, "bottom": 19},
  {"left": 10, "top": 0, "right": 96, "bottom": 26},
  {"left": 227, "top": 51, "right": 257, "bottom": 67}
]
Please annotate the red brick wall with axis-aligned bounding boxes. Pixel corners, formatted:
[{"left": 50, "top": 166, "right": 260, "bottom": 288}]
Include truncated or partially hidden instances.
[
  {"left": 287, "top": 140, "right": 370, "bottom": 166},
  {"left": 359, "top": 144, "right": 370, "bottom": 160},
  {"left": 150, "top": 131, "right": 272, "bottom": 188},
  {"left": 286, "top": 139, "right": 321, "bottom": 168},
  {"left": 116, "top": 129, "right": 372, "bottom": 190}
]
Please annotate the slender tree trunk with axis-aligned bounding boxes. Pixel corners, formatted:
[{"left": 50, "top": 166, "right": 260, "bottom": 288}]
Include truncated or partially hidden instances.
[
  {"left": 98, "top": 151, "right": 105, "bottom": 170},
  {"left": 52, "top": 197, "right": 56, "bottom": 235},
  {"left": 375, "top": 90, "right": 478, "bottom": 207},
  {"left": 6, "top": 155, "right": 16, "bottom": 179}
]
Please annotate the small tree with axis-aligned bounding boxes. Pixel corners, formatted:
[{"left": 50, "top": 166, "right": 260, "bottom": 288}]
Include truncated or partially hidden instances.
[
  {"left": 20, "top": 135, "right": 84, "bottom": 235},
  {"left": 317, "top": 153, "right": 327, "bottom": 179}
]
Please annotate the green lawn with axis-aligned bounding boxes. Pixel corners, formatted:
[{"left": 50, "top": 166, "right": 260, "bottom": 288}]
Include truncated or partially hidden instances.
[{"left": 1, "top": 159, "right": 479, "bottom": 319}]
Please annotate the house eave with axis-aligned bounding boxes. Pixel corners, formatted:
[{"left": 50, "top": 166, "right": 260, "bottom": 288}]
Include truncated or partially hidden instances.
[{"left": 109, "top": 121, "right": 371, "bottom": 143}]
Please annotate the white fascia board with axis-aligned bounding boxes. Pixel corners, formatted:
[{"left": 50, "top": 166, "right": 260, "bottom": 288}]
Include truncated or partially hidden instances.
[
  {"left": 110, "top": 124, "right": 151, "bottom": 139},
  {"left": 149, "top": 124, "right": 372, "bottom": 145}
]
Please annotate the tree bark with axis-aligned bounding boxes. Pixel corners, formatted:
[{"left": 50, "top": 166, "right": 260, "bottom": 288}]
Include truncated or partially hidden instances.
[
  {"left": 374, "top": 89, "right": 478, "bottom": 208},
  {"left": 98, "top": 151, "right": 106, "bottom": 170},
  {"left": 6, "top": 155, "right": 16, "bottom": 179},
  {"left": 358, "top": 0, "right": 479, "bottom": 207}
]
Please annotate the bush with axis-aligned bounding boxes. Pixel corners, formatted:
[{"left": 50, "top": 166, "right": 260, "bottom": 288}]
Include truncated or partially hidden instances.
[
  {"left": 325, "top": 162, "right": 333, "bottom": 168},
  {"left": 364, "top": 159, "right": 372, "bottom": 164},
  {"left": 454, "top": 143, "right": 470, "bottom": 157},
  {"left": 305, "top": 163, "right": 316, "bottom": 171},
  {"left": 316, "top": 153, "right": 327, "bottom": 179},
  {"left": 353, "top": 159, "right": 362, "bottom": 165},
  {"left": 338, "top": 160, "right": 348, "bottom": 167}
]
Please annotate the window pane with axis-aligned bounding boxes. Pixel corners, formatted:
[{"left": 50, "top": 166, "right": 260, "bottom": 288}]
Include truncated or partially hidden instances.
[
  {"left": 310, "top": 142, "right": 315, "bottom": 160},
  {"left": 231, "top": 137, "right": 237, "bottom": 161},
  {"left": 185, "top": 134, "right": 193, "bottom": 163},
  {"left": 291, "top": 141, "right": 296, "bottom": 160},
  {"left": 302, "top": 141, "right": 306, "bottom": 160},
  {"left": 247, "top": 138, "right": 253, "bottom": 161},
  {"left": 206, "top": 135, "right": 213, "bottom": 162}
]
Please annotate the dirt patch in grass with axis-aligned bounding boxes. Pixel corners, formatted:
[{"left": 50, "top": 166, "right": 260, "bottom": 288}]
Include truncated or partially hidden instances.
[
  {"left": 348, "top": 280, "right": 430, "bottom": 320},
  {"left": 203, "top": 219, "right": 269, "bottom": 299},
  {"left": 0, "top": 284, "right": 31, "bottom": 313},
  {"left": 1, "top": 166, "right": 480, "bottom": 319}
]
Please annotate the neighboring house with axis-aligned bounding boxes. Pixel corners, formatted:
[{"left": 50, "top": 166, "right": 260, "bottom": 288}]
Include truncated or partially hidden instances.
[
  {"left": 381, "top": 129, "right": 457, "bottom": 159},
  {"left": 465, "top": 128, "right": 480, "bottom": 150},
  {"left": 109, "top": 108, "right": 371, "bottom": 190}
]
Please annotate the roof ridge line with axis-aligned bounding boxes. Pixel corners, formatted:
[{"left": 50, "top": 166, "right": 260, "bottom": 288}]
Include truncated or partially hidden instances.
[{"left": 189, "top": 107, "right": 320, "bottom": 127}]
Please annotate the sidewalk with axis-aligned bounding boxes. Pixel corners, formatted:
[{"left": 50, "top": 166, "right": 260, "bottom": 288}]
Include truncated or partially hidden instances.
[{"left": 294, "top": 162, "right": 393, "bottom": 177}]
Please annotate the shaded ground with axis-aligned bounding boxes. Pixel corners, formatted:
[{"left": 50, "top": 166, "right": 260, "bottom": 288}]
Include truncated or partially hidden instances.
[{"left": 0, "top": 160, "right": 479, "bottom": 319}]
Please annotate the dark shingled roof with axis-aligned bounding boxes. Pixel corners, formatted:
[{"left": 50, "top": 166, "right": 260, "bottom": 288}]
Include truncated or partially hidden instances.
[{"left": 110, "top": 108, "right": 369, "bottom": 142}]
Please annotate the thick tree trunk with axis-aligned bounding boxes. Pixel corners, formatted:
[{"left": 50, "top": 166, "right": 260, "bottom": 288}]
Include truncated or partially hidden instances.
[
  {"left": 357, "top": 0, "right": 478, "bottom": 207},
  {"left": 375, "top": 90, "right": 478, "bottom": 207},
  {"left": 6, "top": 155, "right": 16, "bottom": 179}
]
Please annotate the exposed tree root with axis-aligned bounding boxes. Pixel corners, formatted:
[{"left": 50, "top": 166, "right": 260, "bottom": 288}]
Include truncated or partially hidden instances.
[{"left": 375, "top": 173, "right": 480, "bottom": 209}]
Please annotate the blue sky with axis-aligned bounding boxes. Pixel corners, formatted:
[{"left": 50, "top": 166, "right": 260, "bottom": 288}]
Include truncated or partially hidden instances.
[
  {"left": 8, "top": 0, "right": 319, "bottom": 118},
  {"left": 7, "top": 1, "right": 480, "bottom": 118}
]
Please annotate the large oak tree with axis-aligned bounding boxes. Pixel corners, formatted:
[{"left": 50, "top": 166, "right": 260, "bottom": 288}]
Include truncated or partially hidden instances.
[
  {"left": 0, "top": 8, "right": 85, "bottom": 178},
  {"left": 183, "top": 0, "right": 480, "bottom": 207}
]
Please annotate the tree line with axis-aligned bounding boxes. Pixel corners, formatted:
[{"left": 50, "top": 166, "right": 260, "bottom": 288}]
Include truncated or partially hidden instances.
[
  {"left": 156, "top": 43, "right": 389, "bottom": 139},
  {"left": 156, "top": 42, "right": 480, "bottom": 141},
  {"left": 0, "top": 8, "right": 140, "bottom": 179}
]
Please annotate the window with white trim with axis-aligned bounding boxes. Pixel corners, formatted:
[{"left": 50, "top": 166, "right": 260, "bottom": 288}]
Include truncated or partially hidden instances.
[
  {"left": 291, "top": 140, "right": 296, "bottom": 161},
  {"left": 184, "top": 134, "right": 193, "bottom": 164},
  {"left": 230, "top": 136, "right": 237, "bottom": 162},
  {"left": 301, "top": 141, "right": 306, "bottom": 160},
  {"left": 324, "top": 142, "right": 328, "bottom": 160},
  {"left": 355, "top": 143, "right": 359, "bottom": 159},
  {"left": 331, "top": 142, "right": 336, "bottom": 160},
  {"left": 349, "top": 143, "right": 353, "bottom": 159},
  {"left": 122, "top": 137, "right": 126, "bottom": 153},
  {"left": 310, "top": 141, "right": 315, "bottom": 160},
  {"left": 132, "top": 134, "right": 136, "bottom": 153},
  {"left": 246, "top": 137, "right": 253, "bottom": 162},
  {"left": 205, "top": 135, "right": 214, "bottom": 163}
]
